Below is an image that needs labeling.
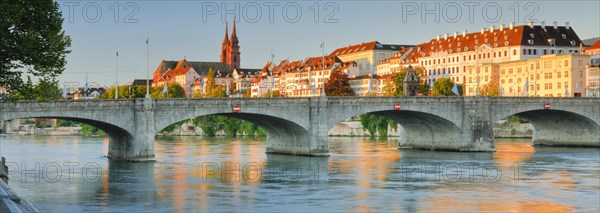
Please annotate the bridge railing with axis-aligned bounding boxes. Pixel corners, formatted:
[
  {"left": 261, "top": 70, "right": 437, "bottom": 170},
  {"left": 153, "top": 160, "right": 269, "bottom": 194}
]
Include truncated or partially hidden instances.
[
  {"left": 1, "top": 97, "right": 597, "bottom": 111},
  {"left": 0, "top": 99, "right": 135, "bottom": 111}
]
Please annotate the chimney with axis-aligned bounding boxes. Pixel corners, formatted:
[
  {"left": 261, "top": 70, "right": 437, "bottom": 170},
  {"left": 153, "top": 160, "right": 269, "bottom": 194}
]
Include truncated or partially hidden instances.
[
  {"left": 541, "top": 21, "right": 545, "bottom": 28},
  {"left": 500, "top": 24, "right": 504, "bottom": 31},
  {"left": 463, "top": 30, "right": 468, "bottom": 37},
  {"left": 481, "top": 28, "right": 485, "bottom": 34},
  {"left": 528, "top": 21, "right": 533, "bottom": 27},
  {"left": 453, "top": 32, "right": 458, "bottom": 38},
  {"left": 489, "top": 25, "right": 494, "bottom": 32},
  {"left": 444, "top": 33, "right": 448, "bottom": 39},
  {"left": 553, "top": 21, "right": 558, "bottom": 29},
  {"left": 437, "top": 35, "right": 440, "bottom": 41},
  {"left": 565, "top": 22, "right": 570, "bottom": 30},
  {"left": 509, "top": 22, "right": 514, "bottom": 30}
]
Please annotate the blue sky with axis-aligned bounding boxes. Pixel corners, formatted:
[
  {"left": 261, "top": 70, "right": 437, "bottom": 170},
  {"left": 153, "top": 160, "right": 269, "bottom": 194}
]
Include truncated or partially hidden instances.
[{"left": 55, "top": 0, "right": 600, "bottom": 87}]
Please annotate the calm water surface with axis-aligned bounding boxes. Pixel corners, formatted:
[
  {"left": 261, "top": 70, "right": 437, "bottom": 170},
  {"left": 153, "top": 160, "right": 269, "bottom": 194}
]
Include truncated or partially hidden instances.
[{"left": 0, "top": 135, "right": 598, "bottom": 212}]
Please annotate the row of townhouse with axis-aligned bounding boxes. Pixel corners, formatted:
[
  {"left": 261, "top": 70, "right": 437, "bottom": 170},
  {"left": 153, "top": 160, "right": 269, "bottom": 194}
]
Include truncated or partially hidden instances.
[{"left": 376, "top": 21, "right": 600, "bottom": 97}]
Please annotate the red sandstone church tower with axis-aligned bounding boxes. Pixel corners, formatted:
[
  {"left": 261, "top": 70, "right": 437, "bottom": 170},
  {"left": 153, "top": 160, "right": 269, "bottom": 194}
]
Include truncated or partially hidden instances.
[{"left": 220, "top": 18, "right": 241, "bottom": 70}]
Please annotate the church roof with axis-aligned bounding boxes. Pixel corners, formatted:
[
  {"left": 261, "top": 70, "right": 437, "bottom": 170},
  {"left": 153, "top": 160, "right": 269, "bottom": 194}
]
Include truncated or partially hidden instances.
[{"left": 155, "top": 59, "right": 232, "bottom": 77}]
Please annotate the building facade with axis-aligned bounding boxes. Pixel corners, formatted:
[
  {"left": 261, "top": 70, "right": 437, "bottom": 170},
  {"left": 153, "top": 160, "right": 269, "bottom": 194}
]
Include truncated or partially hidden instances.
[
  {"left": 380, "top": 22, "right": 584, "bottom": 91},
  {"left": 493, "top": 54, "right": 590, "bottom": 97},
  {"left": 329, "top": 41, "right": 413, "bottom": 76}
]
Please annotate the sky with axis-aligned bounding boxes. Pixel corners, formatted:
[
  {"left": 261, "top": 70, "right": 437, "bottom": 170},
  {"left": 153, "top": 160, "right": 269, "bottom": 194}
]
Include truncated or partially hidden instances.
[{"left": 54, "top": 0, "right": 600, "bottom": 87}]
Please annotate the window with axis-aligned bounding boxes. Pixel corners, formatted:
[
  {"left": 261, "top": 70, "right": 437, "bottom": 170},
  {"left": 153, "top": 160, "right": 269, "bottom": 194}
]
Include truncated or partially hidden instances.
[
  {"left": 517, "top": 67, "right": 522, "bottom": 73},
  {"left": 564, "top": 71, "right": 569, "bottom": 77},
  {"left": 514, "top": 49, "right": 517, "bottom": 55},
  {"left": 565, "top": 60, "right": 569, "bottom": 67},
  {"left": 557, "top": 82, "right": 562, "bottom": 89},
  {"left": 501, "top": 79, "right": 505, "bottom": 84},
  {"left": 557, "top": 72, "right": 561, "bottom": 78},
  {"left": 501, "top": 69, "right": 506, "bottom": 74},
  {"left": 504, "top": 51, "right": 508, "bottom": 57},
  {"left": 509, "top": 79, "right": 513, "bottom": 83},
  {"left": 509, "top": 68, "right": 514, "bottom": 74}
]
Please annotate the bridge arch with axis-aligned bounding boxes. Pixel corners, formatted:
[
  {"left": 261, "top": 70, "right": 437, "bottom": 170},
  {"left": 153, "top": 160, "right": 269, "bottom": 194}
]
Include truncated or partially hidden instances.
[
  {"left": 0, "top": 100, "right": 149, "bottom": 160},
  {"left": 325, "top": 109, "right": 465, "bottom": 151},
  {"left": 494, "top": 109, "right": 600, "bottom": 147},
  {"left": 153, "top": 104, "right": 314, "bottom": 155}
]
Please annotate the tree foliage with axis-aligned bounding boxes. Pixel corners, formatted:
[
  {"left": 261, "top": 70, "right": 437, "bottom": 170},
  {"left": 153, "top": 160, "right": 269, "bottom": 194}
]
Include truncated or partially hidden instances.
[
  {"left": 381, "top": 66, "right": 429, "bottom": 96},
  {"left": 359, "top": 114, "right": 397, "bottom": 138},
  {"left": 324, "top": 70, "right": 355, "bottom": 96},
  {"left": 1, "top": 0, "right": 72, "bottom": 98},
  {"left": 260, "top": 90, "right": 280, "bottom": 97},
  {"left": 432, "top": 78, "right": 456, "bottom": 96},
  {"left": 480, "top": 81, "right": 500, "bottom": 96},
  {"left": 9, "top": 77, "right": 62, "bottom": 101},
  {"left": 149, "top": 83, "right": 185, "bottom": 98}
]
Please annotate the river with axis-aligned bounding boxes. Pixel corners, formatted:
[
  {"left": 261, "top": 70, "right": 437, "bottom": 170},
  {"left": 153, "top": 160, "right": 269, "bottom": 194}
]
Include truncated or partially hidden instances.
[{"left": 0, "top": 135, "right": 598, "bottom": 212}]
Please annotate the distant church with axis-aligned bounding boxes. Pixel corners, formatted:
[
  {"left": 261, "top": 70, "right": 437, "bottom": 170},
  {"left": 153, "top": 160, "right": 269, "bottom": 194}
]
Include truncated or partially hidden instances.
[
  {"left": 152, "top": 19, "right": 259, "bottom": 89},
  {"left": 220, "top": 20, "right": 240, "bottom": 70}
]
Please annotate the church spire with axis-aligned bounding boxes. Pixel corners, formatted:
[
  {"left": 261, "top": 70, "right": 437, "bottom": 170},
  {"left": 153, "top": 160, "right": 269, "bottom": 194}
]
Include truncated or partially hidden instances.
[
  {"left": 230, "top": 16, "right": 239, "bottom": 45},
  {"left": 222, "top": 21, "right": 229, "bottom": 45}
]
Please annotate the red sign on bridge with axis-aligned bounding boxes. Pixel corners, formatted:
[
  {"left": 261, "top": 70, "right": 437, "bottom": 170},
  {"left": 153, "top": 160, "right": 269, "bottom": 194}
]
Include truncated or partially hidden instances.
[
  {"left": 394, "top": 104, "right": 401, "bottom": 111},
  {"left": 544, "top": 103, "right": 550, "bottom": 110},
  {"left": 233, "top": 105, "right": 241, "bottom": 113}
]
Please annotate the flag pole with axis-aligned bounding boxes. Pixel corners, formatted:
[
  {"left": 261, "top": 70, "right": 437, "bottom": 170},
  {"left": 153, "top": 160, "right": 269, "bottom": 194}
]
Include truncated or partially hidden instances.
[
  {"left": 115, "top": 51, "right": 119, "bottom": 100},
  {"left": 146, "top": 33, "right": 151, "bottom": 98}
]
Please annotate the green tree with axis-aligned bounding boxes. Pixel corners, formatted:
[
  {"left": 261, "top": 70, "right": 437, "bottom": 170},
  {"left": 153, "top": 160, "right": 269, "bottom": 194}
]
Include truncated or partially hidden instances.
[
  {"left": 359, "top": 114, "right": 396, "bottom": 138},
  {"left": 324, "top": 70, "right": 355, "bottom": 96},
  {"left": 432, "top": 78, "right": 456, "bottom": 96},
  {"left": 260, "top": 90, "right": 280, "bottom": 97},
  {"left": 480, "top": 82, "right": 500, "bottom": 96},
  {"left": 9, "top": 77, "right": 62, "bottom": 101},
  {"left": 150, "top": 83, "right": 185, "bottom": 98},
  {"left": 1, "top": 0, "right": 72, "bottom": 98},
  {"left": 33, "top": 79, "right": 62, "bottom": 100},
  {"left": 381, "top": 66, "right": 428, "bottom": 96},
  {"left": 208, "top": 85, "right": 228, "bottom": 98},
  {"left": 199, "top": 115, "right": 219, "bottom": 136}
]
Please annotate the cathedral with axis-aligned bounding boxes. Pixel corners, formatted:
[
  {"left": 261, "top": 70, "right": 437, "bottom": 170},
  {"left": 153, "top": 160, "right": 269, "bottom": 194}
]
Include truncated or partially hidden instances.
[
  {"left": 152, "top": 20, "right": 259, "bottom": 91},
  {"left": 220, "top": 20, "right": 241, "bottom": 70}
]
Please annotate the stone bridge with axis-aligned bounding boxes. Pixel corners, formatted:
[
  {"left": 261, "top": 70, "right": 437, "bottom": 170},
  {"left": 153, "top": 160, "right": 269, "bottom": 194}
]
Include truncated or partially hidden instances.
[{"left": 1, "top": 97, "right": 598, "bottom": 161}]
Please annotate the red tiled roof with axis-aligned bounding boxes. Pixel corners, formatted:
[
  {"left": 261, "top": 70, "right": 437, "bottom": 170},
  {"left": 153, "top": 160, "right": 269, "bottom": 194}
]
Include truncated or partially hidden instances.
[
  {"left": 156, "top": 67, "right": 193, "bottom": 82},
  {"left": 386, "top": 24, "right": 583, "bottom": 65},
  {"left": 586, "top": 39, "right": 600, "bottom": 51}
]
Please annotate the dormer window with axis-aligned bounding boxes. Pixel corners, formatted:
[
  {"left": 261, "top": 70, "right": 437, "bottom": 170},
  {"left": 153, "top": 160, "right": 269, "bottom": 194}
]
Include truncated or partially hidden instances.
[
  {"left": 570, "top": 41, "right": 576, "bottom": 46},
  {"left": 528, "top": 39, "right": 534, "bottom": 45},
  {"left": 530, "top": 33, "right": 535, "bottom": 38},
  {"left": 562, "top": 34, "right": 567, "bottom": 39}
]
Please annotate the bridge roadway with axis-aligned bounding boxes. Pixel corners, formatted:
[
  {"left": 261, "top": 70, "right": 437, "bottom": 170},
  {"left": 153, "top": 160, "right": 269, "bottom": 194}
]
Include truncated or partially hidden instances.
[{"left": 1, "top": 97, "right": 598, "bottom": 161}]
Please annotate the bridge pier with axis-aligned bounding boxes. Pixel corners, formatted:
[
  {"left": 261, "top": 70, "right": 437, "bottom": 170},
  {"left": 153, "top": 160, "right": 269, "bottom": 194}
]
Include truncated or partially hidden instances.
[{"left": 107, "top": 98, "right": 156, "bottom": 161}]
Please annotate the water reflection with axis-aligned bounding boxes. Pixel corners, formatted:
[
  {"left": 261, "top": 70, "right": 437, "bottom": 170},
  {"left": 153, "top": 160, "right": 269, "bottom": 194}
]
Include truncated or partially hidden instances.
[{"left": 1, "top": 135, "right": 598, "bottom": 212}]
